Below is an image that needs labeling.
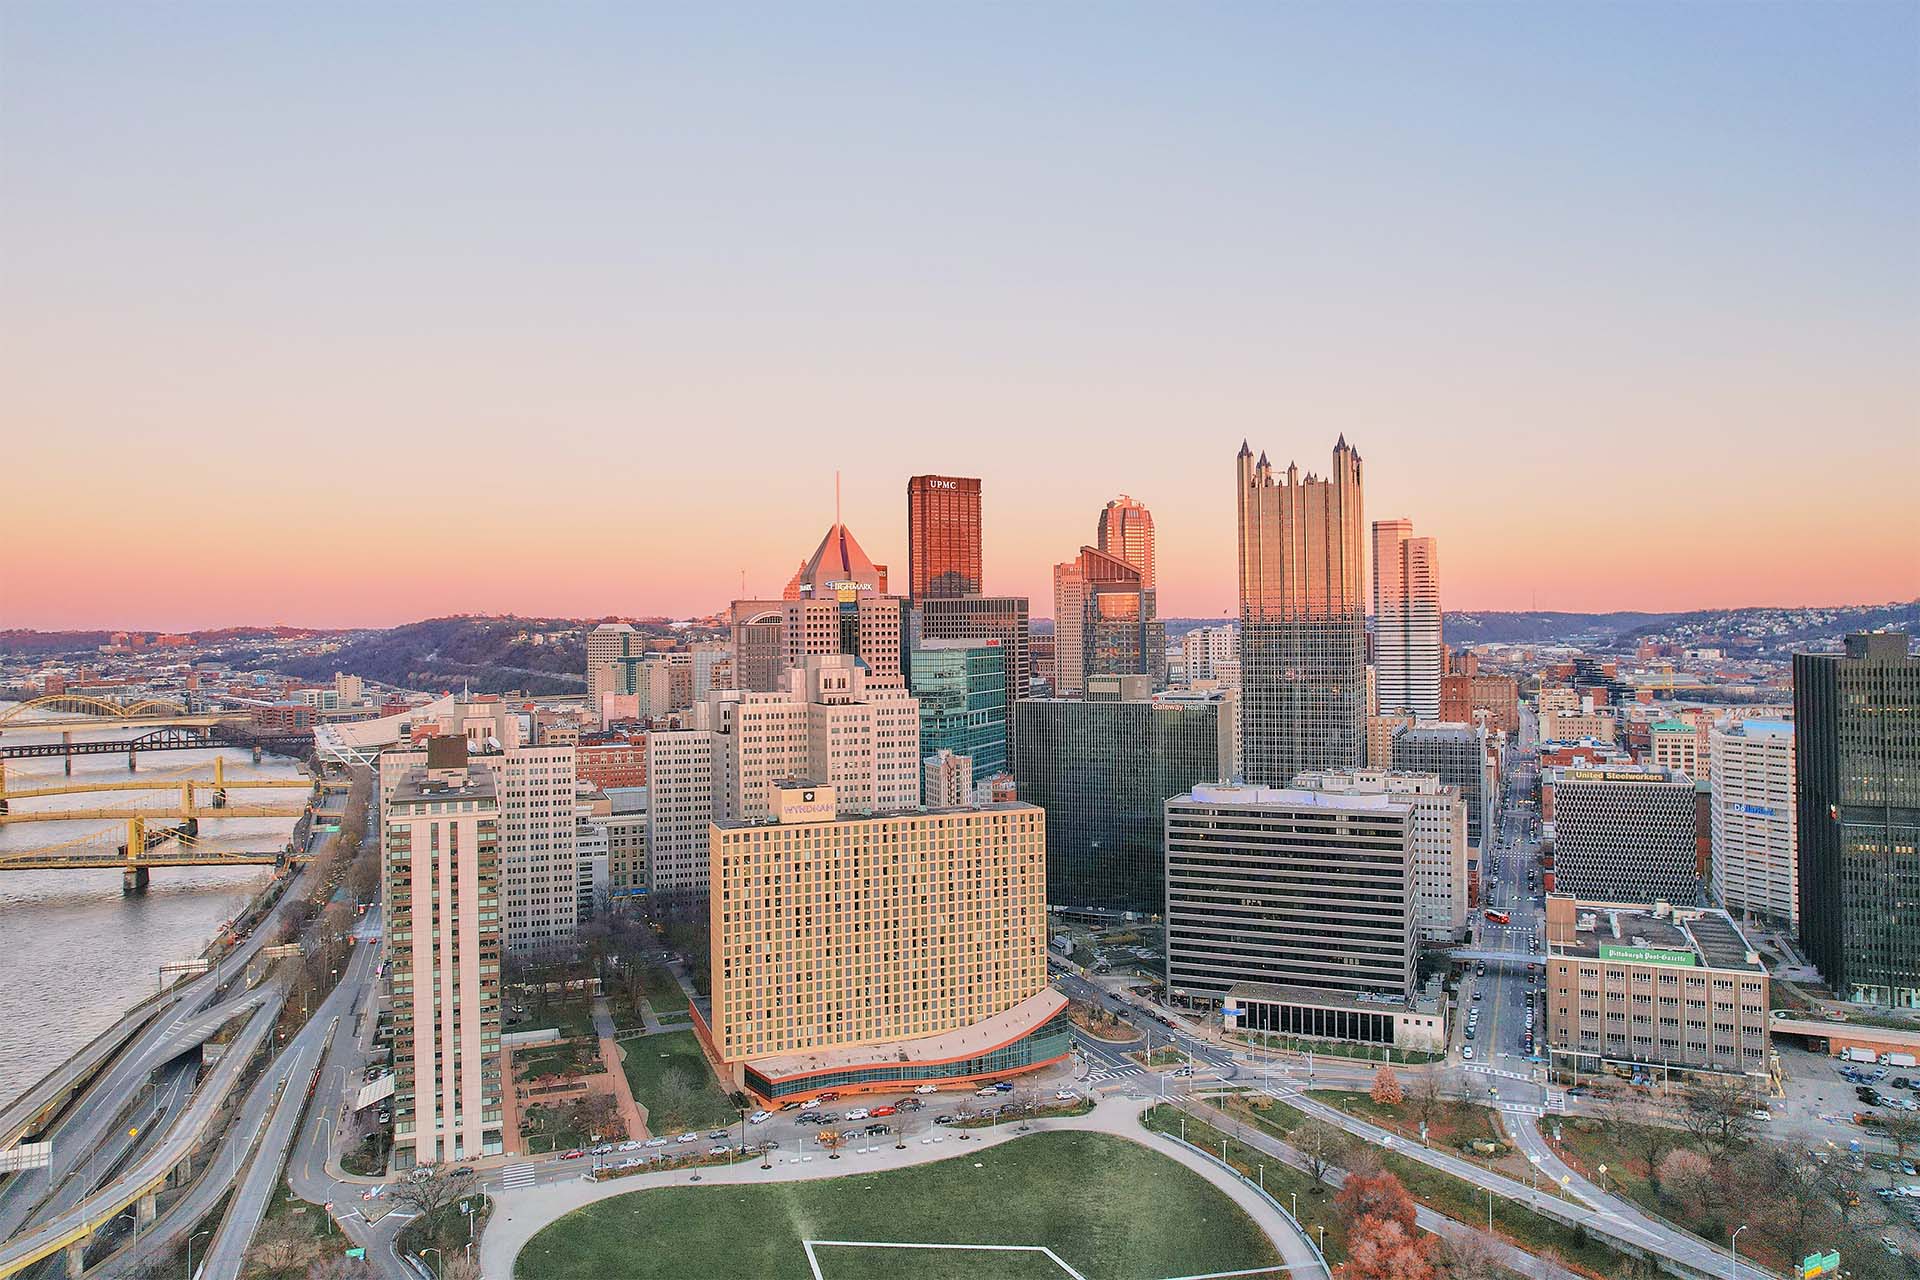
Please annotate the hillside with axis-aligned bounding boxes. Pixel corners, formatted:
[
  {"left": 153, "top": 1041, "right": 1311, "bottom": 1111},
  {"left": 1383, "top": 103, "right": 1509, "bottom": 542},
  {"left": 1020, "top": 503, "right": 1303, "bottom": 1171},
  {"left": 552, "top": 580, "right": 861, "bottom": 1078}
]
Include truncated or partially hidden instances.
[{"left": 270, "top": 617, "right": 599, "bottom": 696}]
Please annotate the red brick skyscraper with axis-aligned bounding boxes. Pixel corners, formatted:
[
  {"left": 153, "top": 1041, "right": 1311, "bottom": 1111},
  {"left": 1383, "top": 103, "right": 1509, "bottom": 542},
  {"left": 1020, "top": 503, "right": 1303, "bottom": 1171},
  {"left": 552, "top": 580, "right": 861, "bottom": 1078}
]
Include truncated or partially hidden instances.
[
  {"left": 1096, "top": 494, "right": 1156, "bottom": 589},
  {"left": 907, "top": 475, "right": 983, "bottom": 600}
]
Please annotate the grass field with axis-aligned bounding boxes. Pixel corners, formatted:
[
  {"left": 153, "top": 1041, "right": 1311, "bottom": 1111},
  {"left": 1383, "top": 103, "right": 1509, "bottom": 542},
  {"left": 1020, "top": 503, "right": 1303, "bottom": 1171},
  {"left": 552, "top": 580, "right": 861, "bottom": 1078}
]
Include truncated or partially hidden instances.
[
  {"left": 513, "top": 1131, "right": 1279, "bottom": 1280},
  {"left": 617, "top": 1028, "right": 738, "bottom": 1131}
]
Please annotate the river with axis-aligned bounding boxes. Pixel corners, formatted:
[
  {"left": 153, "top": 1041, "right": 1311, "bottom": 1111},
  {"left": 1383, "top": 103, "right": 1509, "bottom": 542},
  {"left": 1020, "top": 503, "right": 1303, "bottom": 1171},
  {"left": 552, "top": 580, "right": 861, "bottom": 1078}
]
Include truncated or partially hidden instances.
[{"left": 0, "top": 703, "right": 306, "bottom": 1109}]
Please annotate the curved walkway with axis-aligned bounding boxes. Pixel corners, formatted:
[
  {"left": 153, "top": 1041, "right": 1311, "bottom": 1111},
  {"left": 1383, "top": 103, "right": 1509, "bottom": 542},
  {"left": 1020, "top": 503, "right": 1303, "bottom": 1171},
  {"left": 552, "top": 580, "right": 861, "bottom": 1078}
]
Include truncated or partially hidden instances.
[{"left": 477, "top": 1096, "right": 1327, "bottom": 1279}]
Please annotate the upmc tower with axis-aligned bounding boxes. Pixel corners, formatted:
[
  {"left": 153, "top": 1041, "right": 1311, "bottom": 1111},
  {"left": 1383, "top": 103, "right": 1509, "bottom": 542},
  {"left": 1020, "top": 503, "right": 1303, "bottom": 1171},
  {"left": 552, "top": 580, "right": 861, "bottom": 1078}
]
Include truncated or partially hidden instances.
[{"left": 907, "top": 474, "right": 983, "bottom": 600}]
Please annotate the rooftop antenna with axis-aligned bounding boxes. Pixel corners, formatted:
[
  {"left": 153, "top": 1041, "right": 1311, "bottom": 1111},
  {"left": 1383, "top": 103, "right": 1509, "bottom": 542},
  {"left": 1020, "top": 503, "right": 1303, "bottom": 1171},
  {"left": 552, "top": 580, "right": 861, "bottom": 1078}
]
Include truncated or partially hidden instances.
[{"left": 835, "top": 470, "right": 842, "bottom": 527}]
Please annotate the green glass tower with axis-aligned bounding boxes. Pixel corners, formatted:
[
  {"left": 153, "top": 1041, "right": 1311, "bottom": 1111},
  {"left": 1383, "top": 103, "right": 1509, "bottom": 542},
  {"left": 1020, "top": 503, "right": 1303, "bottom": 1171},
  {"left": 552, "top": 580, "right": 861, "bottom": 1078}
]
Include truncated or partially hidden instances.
[{"left": 908, "top": 641, "right": 1008, "bottom": 779}]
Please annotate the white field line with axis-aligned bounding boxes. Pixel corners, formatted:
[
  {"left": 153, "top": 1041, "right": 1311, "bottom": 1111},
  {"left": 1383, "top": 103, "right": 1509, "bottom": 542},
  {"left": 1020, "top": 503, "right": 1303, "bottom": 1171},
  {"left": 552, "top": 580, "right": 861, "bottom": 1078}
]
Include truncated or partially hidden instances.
[{"left": 802, "top": 1239, "right": 1086, "bottom": 1280}]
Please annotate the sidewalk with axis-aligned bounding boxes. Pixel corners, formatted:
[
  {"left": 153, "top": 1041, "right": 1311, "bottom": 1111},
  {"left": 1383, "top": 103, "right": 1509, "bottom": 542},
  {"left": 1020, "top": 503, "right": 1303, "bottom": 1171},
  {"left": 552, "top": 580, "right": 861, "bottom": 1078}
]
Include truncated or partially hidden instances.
[{"left": 476, "top": 1096, "right": 1326, "bottom": 1279}]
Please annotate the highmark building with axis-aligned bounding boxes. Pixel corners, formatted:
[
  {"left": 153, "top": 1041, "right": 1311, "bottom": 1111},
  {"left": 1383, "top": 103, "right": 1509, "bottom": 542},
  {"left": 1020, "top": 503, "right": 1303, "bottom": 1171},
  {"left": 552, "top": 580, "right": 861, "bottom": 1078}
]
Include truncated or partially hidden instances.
[{"left": 695, "top": 782, "right": 1067, "bottom": 1103}]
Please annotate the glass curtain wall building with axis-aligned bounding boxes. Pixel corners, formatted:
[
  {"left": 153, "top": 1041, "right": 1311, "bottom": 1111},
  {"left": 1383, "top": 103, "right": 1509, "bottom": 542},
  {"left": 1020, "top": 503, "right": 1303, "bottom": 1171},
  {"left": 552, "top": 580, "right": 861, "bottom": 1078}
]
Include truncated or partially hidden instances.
[
  {"left": 1236, "top": 439, "right": 1367, "bottom": 786},
  {"left": 1796, "top": 632, "right": 1920, "bottom": 1006},
  {"left": 1013, "top": 687, "right": 1233, "bottom": 915},
  {"left": 909, "top": 642, "right": 1008, "bottom": 779}
]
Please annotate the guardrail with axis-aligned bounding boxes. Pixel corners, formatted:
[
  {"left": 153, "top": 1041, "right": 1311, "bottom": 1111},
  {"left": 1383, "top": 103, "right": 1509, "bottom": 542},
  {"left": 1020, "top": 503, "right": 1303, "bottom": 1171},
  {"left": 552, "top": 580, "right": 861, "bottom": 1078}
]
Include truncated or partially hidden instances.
[
  {"left": 1155, "top": 1132, "right": 1334, "bottom": 1280},
  {"left": 0, "top": 985, "right": 181, "bottom": 1150}
]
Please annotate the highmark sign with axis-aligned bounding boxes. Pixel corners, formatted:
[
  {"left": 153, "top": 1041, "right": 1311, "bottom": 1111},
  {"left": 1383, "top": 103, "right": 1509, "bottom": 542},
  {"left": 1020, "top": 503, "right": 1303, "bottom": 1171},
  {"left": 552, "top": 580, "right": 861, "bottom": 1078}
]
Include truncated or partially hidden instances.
[{"left": 1598, "top": 945, "right": 1696, "bottom": 968}]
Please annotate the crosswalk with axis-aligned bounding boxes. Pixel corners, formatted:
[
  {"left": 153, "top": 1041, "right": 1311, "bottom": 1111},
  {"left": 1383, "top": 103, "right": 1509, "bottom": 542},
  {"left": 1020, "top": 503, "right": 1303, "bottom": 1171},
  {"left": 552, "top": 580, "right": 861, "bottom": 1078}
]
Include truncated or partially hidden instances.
[
  {"left": 1463, "top": 1064, "right": 1533, "bottom": 1083},
  {"left": 1086, "top": 1062, "right": 1144, "bottom": 1086},
  {"left": 500, "top": 1164, "right": 537, "bottom": 1190},
  {"left": 1498, "top": 1101, "right": 1546, "bottom": 1117}
]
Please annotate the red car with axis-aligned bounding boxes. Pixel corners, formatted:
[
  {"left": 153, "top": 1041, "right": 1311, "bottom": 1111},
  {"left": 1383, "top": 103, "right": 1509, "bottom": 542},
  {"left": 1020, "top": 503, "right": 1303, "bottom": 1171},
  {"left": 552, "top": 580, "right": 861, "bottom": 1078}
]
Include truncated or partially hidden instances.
[
  {"left": 870, "top": 1105, "right": 897, "bottom": 1117},
  {"left": 559, "top": 1149, "right": 585, "bottom": 1160}
]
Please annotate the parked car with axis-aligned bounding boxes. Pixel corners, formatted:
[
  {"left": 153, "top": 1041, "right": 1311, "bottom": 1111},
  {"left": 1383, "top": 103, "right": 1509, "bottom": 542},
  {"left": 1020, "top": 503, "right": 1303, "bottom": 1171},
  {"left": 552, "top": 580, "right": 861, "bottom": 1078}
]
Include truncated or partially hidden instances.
[
  {"left": 749, "top": 1110, "right": 772, "bottom": 1125},
  {"left": 934, "top": 1114, "right": 955, "bottom": 1125},
  {"left": 1055, "top": 1090, "right": 1077, "bottom": 1102},
  {"left": 675, "top": 1133, "right": 699, "bottom": 1144},
  {"left": 843, "top": 1108, "right": 870, "bottom": 1122},
  {"left": 560, "top": 1149, "right": 585, "bottom": 1160},
  {"left": 801, "top": 1099, "right": 822, "bottom": 1110},
  {"left": 870, "top": 1105, "right": 896, "bottom": 1117},
  {"left": 1462, "top": 1046, "right": 1475, "bottom": 1060},
  {"left": 899, "top": 1098, "right": 924, "bottom": 1112},
  {"left": 708, "top": 1129, "right": 730, "bottom": 1139},
  {"left": 993, "top": 1082, "right": 1014, "bottom": 1093},
  {"left": 913, "top": 1084, "right": 939, "bottom": 1094},
  {"left": 643, "top": 1137, "right": 669, "bottom": 1148}
]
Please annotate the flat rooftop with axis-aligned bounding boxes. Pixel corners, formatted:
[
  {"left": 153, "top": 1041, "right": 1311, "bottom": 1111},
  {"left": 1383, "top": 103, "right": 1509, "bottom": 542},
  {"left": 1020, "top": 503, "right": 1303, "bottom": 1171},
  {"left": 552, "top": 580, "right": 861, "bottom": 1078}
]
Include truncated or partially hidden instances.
[
  {"left": 1178, "top": 783, "right": 1412, "bottom": 814},
  {"left": 714, "top": 800, "right": 1041, "bottom": 831},
  {"left": 1552, "top": 905, "right": 1763, "bottom": 973},
  {"left": 390, "top": 768, "right": 496, "bottom": 805},
  {"left": 739, "top": 987, "right": 1067, "bottom": 1080}
]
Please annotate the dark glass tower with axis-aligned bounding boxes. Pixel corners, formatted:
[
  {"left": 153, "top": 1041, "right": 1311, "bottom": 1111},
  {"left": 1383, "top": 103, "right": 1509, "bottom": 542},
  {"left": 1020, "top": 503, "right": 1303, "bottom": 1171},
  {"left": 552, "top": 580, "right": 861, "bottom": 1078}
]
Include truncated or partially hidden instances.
[
  {"left": 1236, "top": 439, "right": 1367, "bottom": 785},
  {"left": 1796, "top": 631, "right": 1920, "bottom": 1005},
  {"left": 1013, "top": 687, "right": 1233, "bottom": 916}
]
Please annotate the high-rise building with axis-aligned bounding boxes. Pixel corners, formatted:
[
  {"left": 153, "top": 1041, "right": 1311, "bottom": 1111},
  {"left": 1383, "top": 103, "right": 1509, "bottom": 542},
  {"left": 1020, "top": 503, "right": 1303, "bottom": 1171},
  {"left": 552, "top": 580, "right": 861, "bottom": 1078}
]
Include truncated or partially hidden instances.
[
  {"left": 923, "top": 748, "right": 974, "bottom": 808},
  {"left": 911, "top": 596, "right": 1032, "bottom": 749},
  {"left": 1165, "top": 784, "right": 1431, "bottom": 1047},
  {"left": 1371, "top": 520, "right": 1442, "bottom": 721},
  {"left": 1294, "top": 768, "right": 1469, "bottom": 943},
  {"left": 1096, "top": 494, "right": 1156, "bottom": 589},
  {"left": 1547, "top": 765, "right": 1699, "bottom": 905},
  {"left": 1366, "top": 713, "right": 1413, "bottom": 769},
  {"left": 643, "top": 654, "right": 921, "bottom": 897},
  {"left": 1391, "top": 722, "right": 1494, "bottom": 854},
  {"left": 1181, "top": 624, "right": 1239, "bottom": 684},
  {"left": 1236, "top": 439, "right": 1366, "bottom": 785},
  {"left": 378, "top": 699, "right": 579, "bottom": 952},
  {"left": 1649, "top": 720, "right": 1700, "bottom": 778},
  {"left": 1795, "top": 632, "right": 1920, "bottom": 1004},
  {"left": 698, "top": 781, "right": 1065, "bottom": 1102},
  {"left": 1710, "top": 719, "right": 1796, "bottom": 927},
  {"left": 1013, "top": 682, "right": 1233, "bottom": 915},
  {"left": 1439, "top": 673, "right": 1521, "bottom": 735},
  {"left": 1051, "top": 546, "right": 1165, "bottom": 692},
  {"left": 728, "top": 594, "right": 907, "bottom": 692},
  {"left": 907, "top": 474, "right": 983, "bottom": 600},
  {"left": 787, "top": 515, "right": 888, "bottom": 598},
  {"left": 908, "top": 640, "right": 1007, "bottom": 779},
  {"left": 586, "top": 622, "right": 646, "bottom": 715},
  {"left": 383, "top": 738, "right": 504, "bottom": 1167}
]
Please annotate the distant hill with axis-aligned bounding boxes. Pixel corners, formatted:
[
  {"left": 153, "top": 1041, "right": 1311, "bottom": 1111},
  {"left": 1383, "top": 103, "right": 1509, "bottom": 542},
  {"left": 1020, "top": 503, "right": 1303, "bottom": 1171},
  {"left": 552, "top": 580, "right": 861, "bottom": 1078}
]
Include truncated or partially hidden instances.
[
  {"left": 1441, "top": 611, "right": 1680, "bottom": 646},
  {"left": 270, "top": 616, "right": 600, "bottom": 696}
]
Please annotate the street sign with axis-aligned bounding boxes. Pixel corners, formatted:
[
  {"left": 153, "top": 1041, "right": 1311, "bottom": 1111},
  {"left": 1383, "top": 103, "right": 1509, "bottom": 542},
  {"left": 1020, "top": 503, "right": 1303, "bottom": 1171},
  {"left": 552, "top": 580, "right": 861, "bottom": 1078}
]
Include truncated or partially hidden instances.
[
  {"left": 1800, "top": 1251, "right": 1840, "bottom": 1278},
  {"left": 345, "top": 1248, "right": 365, "bottom": 1260},
  {"left": 0, "top": 1143, "right": 51, "bottom": 1174}
]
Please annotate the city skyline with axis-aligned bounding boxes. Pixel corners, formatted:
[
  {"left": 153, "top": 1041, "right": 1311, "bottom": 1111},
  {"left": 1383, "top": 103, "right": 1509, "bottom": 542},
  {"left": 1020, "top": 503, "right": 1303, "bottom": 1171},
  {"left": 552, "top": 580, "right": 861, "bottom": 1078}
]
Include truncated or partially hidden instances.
[{"left": 3, "top": 3, "right": 1915, "bottom": 630}]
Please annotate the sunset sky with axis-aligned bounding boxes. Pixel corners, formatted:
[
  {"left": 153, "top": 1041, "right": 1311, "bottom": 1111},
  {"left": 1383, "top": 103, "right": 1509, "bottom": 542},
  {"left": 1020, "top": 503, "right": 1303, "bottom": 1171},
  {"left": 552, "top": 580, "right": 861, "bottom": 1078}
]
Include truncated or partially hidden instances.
[{"left": 3, "top": 3, "right": 1915, "bottom": 631}]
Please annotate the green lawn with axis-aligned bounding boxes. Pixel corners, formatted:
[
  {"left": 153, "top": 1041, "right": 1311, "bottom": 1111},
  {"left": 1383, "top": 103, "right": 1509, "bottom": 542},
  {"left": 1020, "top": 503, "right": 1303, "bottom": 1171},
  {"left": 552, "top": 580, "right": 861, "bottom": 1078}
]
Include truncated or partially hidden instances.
[
  {"left": 617, "top": 1029, "right": 738, "bottom": 1131},
  {"left": 1228, "top": 1097, "right": 1633, "bottom": 1277},
  {"left": 636, "top": 964, "right": 688, "bottom": 1016},
  {"left": 514, "top": 1131, "right": 1278, "bottom": 1280},
  {"left": 1313, "top": 1088, "right": 1502, "bottom": 1149}
]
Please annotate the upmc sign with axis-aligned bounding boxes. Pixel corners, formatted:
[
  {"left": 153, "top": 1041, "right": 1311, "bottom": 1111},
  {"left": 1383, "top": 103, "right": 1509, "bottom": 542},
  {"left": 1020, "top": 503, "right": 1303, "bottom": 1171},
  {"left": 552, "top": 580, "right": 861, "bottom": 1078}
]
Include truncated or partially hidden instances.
[{"left": 930, "top": 478, "right": 958, "bottom": 490}]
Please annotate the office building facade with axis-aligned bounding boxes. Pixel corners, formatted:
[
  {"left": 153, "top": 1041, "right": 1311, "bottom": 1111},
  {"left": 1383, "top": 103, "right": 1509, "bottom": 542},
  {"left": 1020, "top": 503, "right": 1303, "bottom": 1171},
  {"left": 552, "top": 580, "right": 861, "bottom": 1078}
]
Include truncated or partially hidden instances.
[
  {"left": 1391, "top": 722, "right": 1493, "bottom": 853},
  {"left": 1236, "top": 439, "right": 1366, "bottom": 785},
  {"left": 1371, "top": 519, "right": 1442, "bottom": 721},
  {"left": 1014, "top": 686, "right": 1233, "bottom": 915},
  {"left": 699, "top": 783, "right": 1063, "bottom": 1101},
  {"left": 1295, "top": 769, "right": 1469, "bottom": 942},
  {"left": 907, "top": 474, "right": 983, "bottom": 599},
  {"left": 1796, "top": 632, "right": 1920, "bottom": 1005},
  {"left": 1548, "top": 766, "right": 1699, "bottom": 905},
  {"left": 383, "top": 739, "right": 504, "bottom": 1167},
  {"left": 1710, "top": 720, "right": 1796, "bottom": 927},
  {"left": 908, "top": 641, "right": 1007, "bottom": 779},
  {"left": 912, "top": 595, "right": 1031, "bottom": 750},
  {"left": 1095, "top": 494, "right": 1157, "bottom": 589},
  {"left": 1165, "top": 783, "right": 1417, "bottom": 1007},
  {"left": 1052, "top": 546, "right": 1165, "bottom": 692},
  {"left": 1544, "top": 895, "right": 1770, "bottom": 1083}
]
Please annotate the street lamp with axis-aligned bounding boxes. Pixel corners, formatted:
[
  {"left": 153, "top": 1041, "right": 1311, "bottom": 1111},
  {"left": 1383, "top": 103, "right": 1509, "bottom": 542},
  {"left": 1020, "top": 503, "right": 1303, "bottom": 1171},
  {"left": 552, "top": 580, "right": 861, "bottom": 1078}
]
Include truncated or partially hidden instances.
[
  {"left": 187, "top": 1228, "right": 211, "bottom": 1279},
  {"left": 420, "top": 1247, "right": 442, "bottom": 1279},
  {"left": 1730, "top": 1224, "right": 1747, "bottom": 1279}
]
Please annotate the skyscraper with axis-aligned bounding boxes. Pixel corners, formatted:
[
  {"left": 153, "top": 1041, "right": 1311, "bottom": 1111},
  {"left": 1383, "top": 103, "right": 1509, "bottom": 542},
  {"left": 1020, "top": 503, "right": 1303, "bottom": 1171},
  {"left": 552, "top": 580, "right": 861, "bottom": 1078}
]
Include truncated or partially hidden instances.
[
  {"left": 1013, "top": 681, "right": 1233, "bottom": 915},
  {"left": 1710, "top": 719, "right": 1797, "bottom": 927},
  {"left": 1236, "top": 439, "right": 1366, "bottom": 785},
  {"left": 1795, "top": 631, "right": 1920, "bottom": 1004},
  {"left": 907, "top": 474, "right": 983, "bottom": 599},
  {"left": 1096, "top": 494, "right": 1156, "bottom": 589},
  {"left": 1052, "top": 546, "right": 1165, "bottom": 692},
  {"left": 908, "top": 640, "right": 1008, "bottom": 779},
  {"left": 910, "top": 595, "right": 1031, "bottom": 756},
  {"left": 1371, "top": 519, "right": 1442, "bottom": 721},
  {"left": 383, "top": 737, "right": 504, "bottom": 1167}
]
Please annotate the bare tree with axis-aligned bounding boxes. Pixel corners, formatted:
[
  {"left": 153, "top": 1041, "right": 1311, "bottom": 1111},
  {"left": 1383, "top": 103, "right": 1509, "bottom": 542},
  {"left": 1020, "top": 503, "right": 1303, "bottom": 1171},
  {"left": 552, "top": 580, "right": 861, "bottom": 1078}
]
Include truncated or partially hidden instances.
[
  {"left": 647, "top": 1068, "right": 697, "bottom": 1131},
  {"left": 1679, "top": 1076, "right": 1758, "bottom": 1165},
  {"left": 1293, "top": 1119, "right": 1345, "bottom": 1188},
  {"left": 306, "top": 1257, "right": 373, "bottom": 1280},
  {"left": 1602, "top": 1091, "right": 1676, "bottom": 1191},
  {"left": 1750, "top": 1145, "right": 1839, "bottom": 1266},
  {"left": 1434, "top": 1229, "right": 1505, "bottom": 1280},
  {"left": 387, "top": 1166, "right": 476, "bottom": 1234},
  {"left": 250, "top": 1217, "right": 319, "bottom": 1280},
  {"left": 1407, "top": 1072, "right": 1445, "bottom": 1131},
  {"left": 1881, "top": 1110, "right": 1920, "bottom": 1184}
]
